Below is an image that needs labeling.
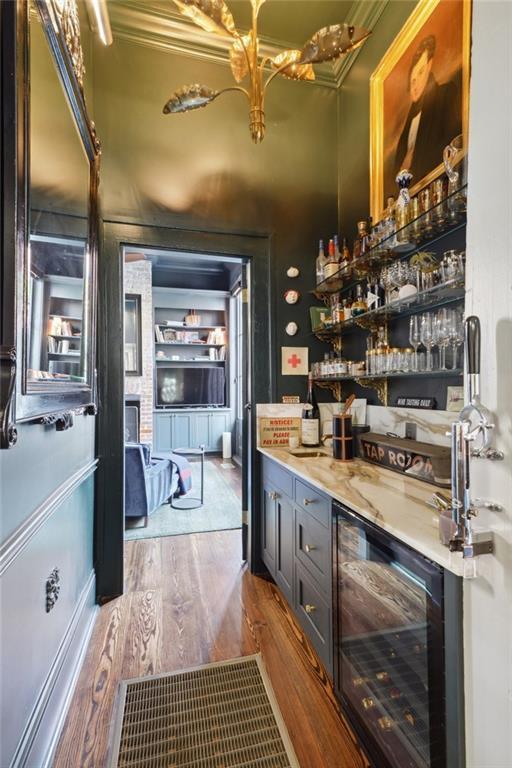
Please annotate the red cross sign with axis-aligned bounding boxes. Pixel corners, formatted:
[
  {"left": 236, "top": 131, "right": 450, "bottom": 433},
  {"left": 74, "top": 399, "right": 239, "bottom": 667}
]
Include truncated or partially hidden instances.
[{"left": 287, "top": 354, "right": 302, "bottom": 368}]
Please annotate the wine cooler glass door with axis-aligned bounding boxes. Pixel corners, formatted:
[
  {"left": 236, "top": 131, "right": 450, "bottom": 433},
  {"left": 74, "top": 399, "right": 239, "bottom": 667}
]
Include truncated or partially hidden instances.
[{"left": 333, "top": 503, "right": 445, "bottom": 768}]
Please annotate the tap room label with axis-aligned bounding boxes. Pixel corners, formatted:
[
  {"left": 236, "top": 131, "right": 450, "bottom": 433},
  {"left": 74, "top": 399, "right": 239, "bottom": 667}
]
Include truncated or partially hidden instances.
[
  {"left": 395, "top": 396, "right": 436, "bottom": 409},
  {"left": 359, "top": 433, "right": 450, "bottom": 487},
  {"left": 259, "top": 417, "right": 301, "bottom": 447}
]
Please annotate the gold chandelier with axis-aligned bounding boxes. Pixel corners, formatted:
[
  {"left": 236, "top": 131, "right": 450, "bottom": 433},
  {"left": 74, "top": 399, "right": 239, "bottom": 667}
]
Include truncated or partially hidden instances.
[{"left": 163, "top": 0, "right": 371, "bottom": 143}]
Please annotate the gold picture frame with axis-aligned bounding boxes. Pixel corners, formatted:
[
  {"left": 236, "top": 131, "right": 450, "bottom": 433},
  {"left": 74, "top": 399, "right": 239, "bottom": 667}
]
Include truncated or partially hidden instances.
[{"left": 370, "top": 0, "right": 472, "bottom": 222}]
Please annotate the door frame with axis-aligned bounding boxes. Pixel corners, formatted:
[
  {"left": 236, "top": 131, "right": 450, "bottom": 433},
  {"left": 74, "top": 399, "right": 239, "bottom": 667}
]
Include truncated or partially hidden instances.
[{"left": 95, "top": 219, "right": 274, "bottom": 601}]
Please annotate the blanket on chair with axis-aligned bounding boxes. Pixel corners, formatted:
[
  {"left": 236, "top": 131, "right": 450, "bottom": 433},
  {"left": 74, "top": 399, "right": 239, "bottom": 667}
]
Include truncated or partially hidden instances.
[{"left": 169, "top": 452, "right": 193, "bottom": 495}]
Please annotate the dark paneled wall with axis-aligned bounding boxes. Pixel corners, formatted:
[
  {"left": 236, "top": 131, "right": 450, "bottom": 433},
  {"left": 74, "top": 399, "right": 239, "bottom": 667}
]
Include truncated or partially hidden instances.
[{"left": 92, "top": 40, "right": 338, "bottom": 401}]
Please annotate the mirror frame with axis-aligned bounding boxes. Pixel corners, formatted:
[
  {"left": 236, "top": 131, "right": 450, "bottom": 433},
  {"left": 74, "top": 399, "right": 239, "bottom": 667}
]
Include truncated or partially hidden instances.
[{"left": 0, "top": 0, "right": 100, "bottom": 448}]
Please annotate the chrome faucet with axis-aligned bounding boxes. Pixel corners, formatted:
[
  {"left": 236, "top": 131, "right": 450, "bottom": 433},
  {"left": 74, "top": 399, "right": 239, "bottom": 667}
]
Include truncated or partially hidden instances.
[{"left": 448, "top": 316, "right": 502, "bottom": 559}]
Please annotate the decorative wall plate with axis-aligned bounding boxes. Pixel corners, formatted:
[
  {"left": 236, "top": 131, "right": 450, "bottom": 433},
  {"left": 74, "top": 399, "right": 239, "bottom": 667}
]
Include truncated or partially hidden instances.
[
  {"left": 285, "top": 321, "right": 298, "bottom": 336},
  {"left": 284, "top": 289, "right": 300, "bottom": 304},
  {"left": 286, "top": 266, "right": 300, "bottom": 278}
]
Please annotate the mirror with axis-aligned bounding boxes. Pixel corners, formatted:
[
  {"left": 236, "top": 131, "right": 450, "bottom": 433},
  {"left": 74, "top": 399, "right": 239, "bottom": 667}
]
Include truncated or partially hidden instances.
[
  {"left": 124, "top": 296, "right": 142, "bottom": 376},
  {"left": 27, "top": 3, "right": 90, "bottom": 387}
]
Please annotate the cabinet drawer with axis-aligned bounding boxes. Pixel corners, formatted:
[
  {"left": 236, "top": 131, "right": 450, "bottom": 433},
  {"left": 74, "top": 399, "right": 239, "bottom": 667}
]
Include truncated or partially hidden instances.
[
  {"left": 295, "top": 506, "right": 331, "bottom": 594},
  {"left": 295, "top": 562, "right": 332, "bottom": 674},
  {"left": 262, "top": 457, "right": 293, "bottom": 498},
  {"left": 294, "top": 478, "right": 330, "bottom": 528}
]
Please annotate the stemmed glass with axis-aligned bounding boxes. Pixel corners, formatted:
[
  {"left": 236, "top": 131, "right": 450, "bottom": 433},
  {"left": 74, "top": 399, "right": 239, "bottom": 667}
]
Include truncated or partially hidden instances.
[
  {"left": 420, "top": 313, "right": 435, "bottom": 371},
  {"left": 447, "top": 309, "right": 464, "bottom": 369},
  {"left": 409, "top": 316, "right": 421, "bottom": 372},
  {"left": 434, "top": 309, "right": 450, "bottom": 370}
]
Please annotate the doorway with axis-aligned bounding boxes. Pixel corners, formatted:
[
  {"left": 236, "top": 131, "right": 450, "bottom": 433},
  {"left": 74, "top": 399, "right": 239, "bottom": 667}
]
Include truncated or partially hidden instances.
[
  {"left": 121, "top": 246, "right": 246, "bottom": 542},
  {"left": 94, "top": 221, "right": 272, "bottom": 602}
]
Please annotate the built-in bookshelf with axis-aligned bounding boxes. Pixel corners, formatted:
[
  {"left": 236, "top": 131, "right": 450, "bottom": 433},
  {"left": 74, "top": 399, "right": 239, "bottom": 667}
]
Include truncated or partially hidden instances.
[{"left": 45, "top": 285, "right": 82, "bottom": 373}]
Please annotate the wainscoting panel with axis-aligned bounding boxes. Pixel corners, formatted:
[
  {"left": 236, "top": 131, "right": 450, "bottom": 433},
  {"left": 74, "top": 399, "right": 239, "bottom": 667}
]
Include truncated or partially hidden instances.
[{"left": 0, "top": 472, "right": 96, "bottom": 768}]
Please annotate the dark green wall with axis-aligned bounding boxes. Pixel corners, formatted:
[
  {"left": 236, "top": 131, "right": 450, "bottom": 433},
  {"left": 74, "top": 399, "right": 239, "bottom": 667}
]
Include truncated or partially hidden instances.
[
  {"left": 91, "top": 39, "right": 338, "bottom": 400},
  {"left": 338, "top": 0, "right": 417, "bottom": 236}
]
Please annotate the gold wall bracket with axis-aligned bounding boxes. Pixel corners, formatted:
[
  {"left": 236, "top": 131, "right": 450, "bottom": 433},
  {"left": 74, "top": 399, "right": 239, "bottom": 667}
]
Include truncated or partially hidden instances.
[
  {"left": 354, "top": 377, "right": 388, "bottom": 406},
  {"left": 314, "top": 379, "right": 343, "bottom": 402}
]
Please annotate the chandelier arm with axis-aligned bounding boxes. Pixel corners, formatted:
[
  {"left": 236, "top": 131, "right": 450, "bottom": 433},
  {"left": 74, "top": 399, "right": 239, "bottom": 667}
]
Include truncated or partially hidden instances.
[
  {"left": 216, "top": 85, "right": 251, "bottom": 101},
  {"left": 259, "top": 55, "right": 272, "bottom": 75},
  {"left": 234, "top": 31, "right": 254, "bottom": 78},
  {"left": 263, "top": 60, "right": 302, "bottom": 93}
]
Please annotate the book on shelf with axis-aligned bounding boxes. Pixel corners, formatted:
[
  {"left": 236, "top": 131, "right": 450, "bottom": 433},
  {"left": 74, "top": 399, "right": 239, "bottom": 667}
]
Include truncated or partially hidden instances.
[{"left": 155, "top": 324, "right": 164, "bottom": 342}]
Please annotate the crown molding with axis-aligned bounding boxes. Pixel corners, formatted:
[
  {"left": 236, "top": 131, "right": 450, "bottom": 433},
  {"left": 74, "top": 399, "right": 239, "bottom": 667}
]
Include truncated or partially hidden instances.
[
  {"left": 108, "top": 1, "right": 337, "bottom": 88},
  {"left": 333, "top": 0, "right": 390, "bottom": 88}
]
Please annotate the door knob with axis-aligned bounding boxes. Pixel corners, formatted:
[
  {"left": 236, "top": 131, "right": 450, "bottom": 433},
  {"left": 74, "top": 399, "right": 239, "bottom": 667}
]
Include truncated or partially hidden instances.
[
  {"left": 268, "top": 490, "right": 279, "bottom": 500},
  {"left": 304, "top": 544, "right": 317, "bottom": 553},
  {"left": 303, "top": 498, "right": 314, "bottom": 506},
  {"left": 305, "top": 604, "right": 316, "bottom": 614}
]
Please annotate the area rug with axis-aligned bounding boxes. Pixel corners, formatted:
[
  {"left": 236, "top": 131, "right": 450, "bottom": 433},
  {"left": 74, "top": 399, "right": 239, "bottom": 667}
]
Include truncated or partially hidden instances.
[
  {"left": 108, "top": 655, "right": 299, "bottom": 768},
  {"left": 125, "top": 459, "right": 241, "bottom": 541}
]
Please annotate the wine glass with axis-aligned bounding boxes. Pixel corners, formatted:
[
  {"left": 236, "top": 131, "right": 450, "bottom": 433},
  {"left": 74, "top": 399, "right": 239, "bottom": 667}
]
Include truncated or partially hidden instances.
[
  {"left": 434, "top": 309, "right": 450, "bottom": 370},
  {"left": 409, "top": 316, "right": 421, "bottom": 372},
  {"left": 420, "top": 313, "right": 435, "bottom": 372},
  {"left": 447, "top": 309, "right": 464, "bottom": 370}
]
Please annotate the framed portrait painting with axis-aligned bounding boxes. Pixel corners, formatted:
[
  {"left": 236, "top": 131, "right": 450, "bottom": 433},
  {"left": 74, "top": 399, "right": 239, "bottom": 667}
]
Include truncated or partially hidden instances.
[{"left": 370, "top": 0, "right": 471, "bottom": 222}]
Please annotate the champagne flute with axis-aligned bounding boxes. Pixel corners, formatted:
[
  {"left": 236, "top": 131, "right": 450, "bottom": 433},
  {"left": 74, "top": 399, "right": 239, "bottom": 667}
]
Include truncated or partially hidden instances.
[
  {"left": 448, "top": 309, "right": 464, "bottom": 369},
  {"left": 435, "top": 308, "right": 450, "bottom": 370},
  {"left": 409, "top": 315, "right": 421, "bottom": 372},
  {"left": 420, "top": 313, "right": 435, "bottom": 372}
]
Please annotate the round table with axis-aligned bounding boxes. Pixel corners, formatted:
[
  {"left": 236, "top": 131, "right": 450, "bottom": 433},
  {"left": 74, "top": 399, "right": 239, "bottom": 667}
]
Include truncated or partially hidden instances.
[{"left": 170, "top": 446, "right": 205, "bottom": 510}]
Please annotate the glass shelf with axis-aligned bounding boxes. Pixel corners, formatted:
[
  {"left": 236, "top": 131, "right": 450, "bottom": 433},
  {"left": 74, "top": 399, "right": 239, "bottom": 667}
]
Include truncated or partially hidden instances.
[
  {"left": 312, "top": 278, "right": 465, "bottom": 338},
  {"left": 315, "top": 184, "right": 467, "bottom": 295},
  {"left": 314, "top": 369, "right": 463, "bottom": 383}
]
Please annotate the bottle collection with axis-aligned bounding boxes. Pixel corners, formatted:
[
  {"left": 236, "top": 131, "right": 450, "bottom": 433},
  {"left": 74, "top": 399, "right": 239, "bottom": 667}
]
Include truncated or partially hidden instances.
[{"left": 315, "top": 248, "right": 465, "bottom": 329}]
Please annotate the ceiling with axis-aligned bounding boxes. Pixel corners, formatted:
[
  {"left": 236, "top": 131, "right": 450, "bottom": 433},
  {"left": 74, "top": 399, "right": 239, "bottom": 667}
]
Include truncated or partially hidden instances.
[
  {"left": 223, "top": 1, "right": 355, "bottom": 48},
  {"left": 125, "top": 248, "right": 243, "bottom": 290}
]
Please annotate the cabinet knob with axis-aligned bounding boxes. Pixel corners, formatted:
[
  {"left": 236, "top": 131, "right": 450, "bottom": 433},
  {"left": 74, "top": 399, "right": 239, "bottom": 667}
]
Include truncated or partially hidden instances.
[
  {"left": 304, "top": 544, "right": 317, "bottom": 553},
  {"left": 268, "top": 490, "right": 279, "bottom": 500},
  {"left": 303, "top": 498, "right": 314, "bottom": 506},
  {"left": 305, "top": 604, "right": 316, "bottom": 614}
]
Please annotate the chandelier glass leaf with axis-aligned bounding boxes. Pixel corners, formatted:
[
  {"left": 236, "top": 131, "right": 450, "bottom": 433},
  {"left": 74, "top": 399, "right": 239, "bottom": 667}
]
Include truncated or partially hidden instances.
[
  {"left": 163, "top": 84, "right": 220, "bottom": 113},
  {"left": 172, "top": 0, "right": 237, "bottom": 37},
  {"left": 299, "top": 23, "right": 372, "bottom": 65},
  {"left": 271, "top": 50, "right": 315, "bottom": 82},
  {"left": 163, "top": 2, "right": 371, "bottom": 142}
]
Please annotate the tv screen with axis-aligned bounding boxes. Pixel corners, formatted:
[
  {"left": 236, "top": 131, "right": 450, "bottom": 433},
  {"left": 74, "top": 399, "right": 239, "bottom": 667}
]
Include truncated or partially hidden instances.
[{"left": 156, "top": 367, "right": 225, "bottom": 407}]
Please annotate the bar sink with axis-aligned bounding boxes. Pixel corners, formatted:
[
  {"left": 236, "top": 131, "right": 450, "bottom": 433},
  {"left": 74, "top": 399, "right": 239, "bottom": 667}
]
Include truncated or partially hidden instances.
[{"left": 289, "top": 449, "right": 329, "bottom": 458}]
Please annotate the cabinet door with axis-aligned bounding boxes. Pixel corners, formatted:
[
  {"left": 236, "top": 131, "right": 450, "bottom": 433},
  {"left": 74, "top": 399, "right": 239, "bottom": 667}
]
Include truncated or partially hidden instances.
[
  {"left": 193, "top": 413, "right": 210, "bottom": 449},
  {"left": 154, "top": 413, "right": 172, "bottom": 451},
  {"left": 171, "top": 413, "right": 192, "bottom": 448},
  {"left": 261, "top": 483, "right": 277, "bottom": 577},
  {"left": 209, "top": 413, "right": 228, "bottom": 452},
  {"left": 275, "top": 494, "right": 294, "bottom": 606}
]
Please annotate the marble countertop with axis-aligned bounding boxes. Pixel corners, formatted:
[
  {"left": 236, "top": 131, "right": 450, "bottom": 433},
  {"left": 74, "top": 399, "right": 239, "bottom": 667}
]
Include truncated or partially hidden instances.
[{"left": 258, "top": 447, "right": 465, "bottom": 576}]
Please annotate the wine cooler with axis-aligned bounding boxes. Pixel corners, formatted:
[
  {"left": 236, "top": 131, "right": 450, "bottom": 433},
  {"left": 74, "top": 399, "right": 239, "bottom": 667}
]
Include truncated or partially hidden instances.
[{"left": 332, "top": 502, "right": 465, "bottom": 768}]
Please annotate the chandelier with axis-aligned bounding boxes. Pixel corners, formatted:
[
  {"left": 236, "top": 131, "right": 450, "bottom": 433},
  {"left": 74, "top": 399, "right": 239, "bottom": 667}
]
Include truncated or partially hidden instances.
[{"left": 163, "top": 0, "right": 371, "bottom": 143}]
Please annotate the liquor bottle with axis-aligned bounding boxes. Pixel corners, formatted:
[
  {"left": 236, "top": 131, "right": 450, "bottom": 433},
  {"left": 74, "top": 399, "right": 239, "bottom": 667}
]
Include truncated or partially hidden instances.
[
  {"left": 341, "top": 237, "right": 351, "bottom": 263},
  {"left": 323, "top": 238, "right": 338, "bottom": 281},
  {"left": 316, "top": 239, "right": 326, "bottom": 285},
  {"left": 351, "top": 284, "right": 367, "bottom": 317},
  {"left": 366, "top": 280, "right": 379, "bottom": 311},
  {"left": 302, "top": 373, "right": 320, "bottom": 446},
  {"left": 353, "top": 221, "right": 370, "bottom": 261}
]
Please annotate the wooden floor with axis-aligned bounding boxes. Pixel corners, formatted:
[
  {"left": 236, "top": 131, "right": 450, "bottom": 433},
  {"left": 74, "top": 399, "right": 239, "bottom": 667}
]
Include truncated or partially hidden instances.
[{"left": 53, "top": 530, "right": 368, "bottom": 768}]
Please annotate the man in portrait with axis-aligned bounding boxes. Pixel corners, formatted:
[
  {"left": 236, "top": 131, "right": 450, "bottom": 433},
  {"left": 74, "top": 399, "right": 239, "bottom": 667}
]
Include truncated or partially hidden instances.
[{"left": 394, "top": 35, "right": 461, "bottom": 185}]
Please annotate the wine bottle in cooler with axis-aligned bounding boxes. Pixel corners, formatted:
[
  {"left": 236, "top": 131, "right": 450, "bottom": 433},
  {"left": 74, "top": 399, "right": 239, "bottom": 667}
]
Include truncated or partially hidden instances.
[{"left": 302, "top": 373, "right": 320, "bottom": 446}]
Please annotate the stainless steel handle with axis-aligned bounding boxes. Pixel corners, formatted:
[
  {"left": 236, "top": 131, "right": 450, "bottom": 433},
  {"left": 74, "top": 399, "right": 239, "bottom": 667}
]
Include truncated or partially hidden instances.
[
  {"left": 304, "top": 604, "right": 316, "bottom": 614},
  {"left": 304, "top": 544, "right": 317, "bottom": 553},
  {"left": 303, "top": 498, "right": 314, "bottom": 506}
]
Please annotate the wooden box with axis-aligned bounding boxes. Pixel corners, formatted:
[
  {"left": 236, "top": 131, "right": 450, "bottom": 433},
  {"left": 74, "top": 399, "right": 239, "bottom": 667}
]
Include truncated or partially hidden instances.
[{"left": 358, "top": 432, "right": 451, "bottom": 487}]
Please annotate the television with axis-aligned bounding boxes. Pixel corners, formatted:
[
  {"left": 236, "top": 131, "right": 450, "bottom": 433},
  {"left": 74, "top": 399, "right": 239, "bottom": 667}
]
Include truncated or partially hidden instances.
[{"left": 156, "top": 367, "right": 225, "bottom": 408}]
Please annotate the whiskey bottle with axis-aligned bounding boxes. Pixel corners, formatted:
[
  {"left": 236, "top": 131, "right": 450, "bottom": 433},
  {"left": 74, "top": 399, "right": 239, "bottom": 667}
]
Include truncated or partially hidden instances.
[{"left": 323, "top": 238, "right": 339, "bottom": 281}]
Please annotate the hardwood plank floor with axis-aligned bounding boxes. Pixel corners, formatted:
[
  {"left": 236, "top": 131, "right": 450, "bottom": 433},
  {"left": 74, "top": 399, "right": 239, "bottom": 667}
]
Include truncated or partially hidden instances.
[{"left": 53, "top": 530, "right": 368, "bottom": 768}]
